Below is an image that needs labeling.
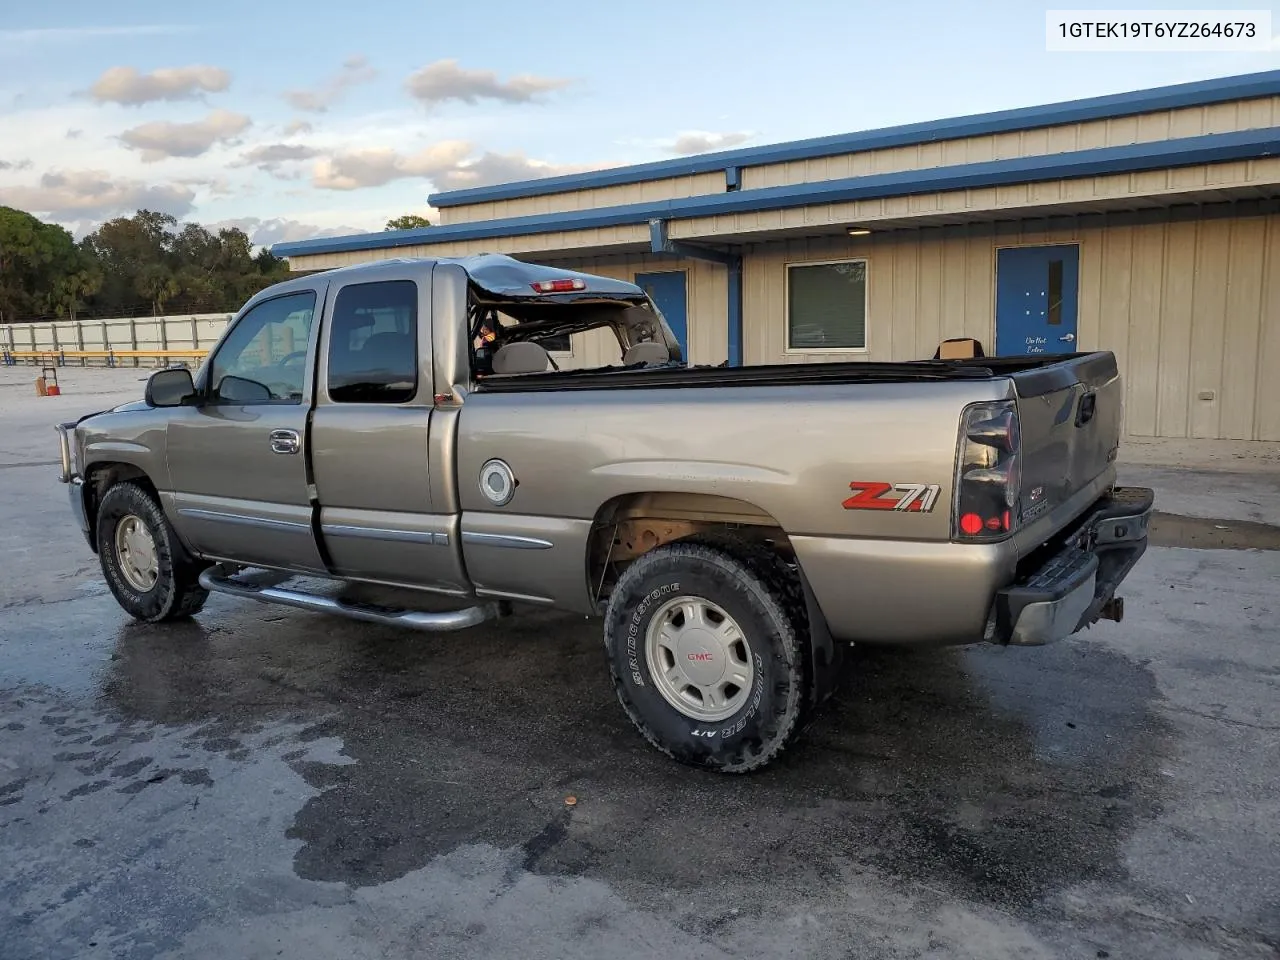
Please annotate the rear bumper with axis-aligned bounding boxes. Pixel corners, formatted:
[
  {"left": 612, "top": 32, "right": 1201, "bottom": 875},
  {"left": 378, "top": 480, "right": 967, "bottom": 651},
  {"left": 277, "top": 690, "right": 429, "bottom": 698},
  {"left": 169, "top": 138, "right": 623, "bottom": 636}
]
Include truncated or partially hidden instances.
[{"left": 993, "top": 485, "right": 1153, "bottom": 646}]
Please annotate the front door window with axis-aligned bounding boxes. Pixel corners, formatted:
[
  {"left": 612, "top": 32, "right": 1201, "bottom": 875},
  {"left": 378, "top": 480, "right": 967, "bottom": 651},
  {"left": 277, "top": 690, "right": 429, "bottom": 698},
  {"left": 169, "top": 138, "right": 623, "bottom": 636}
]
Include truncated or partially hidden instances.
[{"left": 208, "top": 291, "right": 317, "bottom": 402}]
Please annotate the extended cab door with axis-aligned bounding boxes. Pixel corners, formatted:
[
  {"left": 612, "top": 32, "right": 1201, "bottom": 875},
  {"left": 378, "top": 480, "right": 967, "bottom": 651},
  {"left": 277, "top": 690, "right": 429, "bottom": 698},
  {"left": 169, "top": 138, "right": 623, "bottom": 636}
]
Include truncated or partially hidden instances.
[
  {"left": 308, "top": 265, "right": 470, "bottom": 594},
  {"left": 166, "top": 281, "right": 327, "bottom": 573}
]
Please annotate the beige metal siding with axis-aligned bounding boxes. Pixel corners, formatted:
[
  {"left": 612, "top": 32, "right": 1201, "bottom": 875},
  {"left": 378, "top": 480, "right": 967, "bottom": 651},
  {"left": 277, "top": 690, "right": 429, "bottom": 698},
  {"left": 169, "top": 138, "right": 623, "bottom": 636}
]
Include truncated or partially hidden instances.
[
  {"left": 745, "top": 233, "right": 995, "bottom": 366},
  {"left": 439, "top": 172, "right": 725, "bottom": 225},
  {"left": 286, "top": 223, "right": 650, "bottom": 273},
  {"left": 741, "top": 215, "right": 1280, "bottom": 440},
  {"left": 676, "top": 158, "right": 1280, "bottom": 241},
  {"left": 434, "top": 96, "right": 1280, "bottom": 224},
  {"left": 740, "top": 97, "right": 1280, "bottom": 191}
]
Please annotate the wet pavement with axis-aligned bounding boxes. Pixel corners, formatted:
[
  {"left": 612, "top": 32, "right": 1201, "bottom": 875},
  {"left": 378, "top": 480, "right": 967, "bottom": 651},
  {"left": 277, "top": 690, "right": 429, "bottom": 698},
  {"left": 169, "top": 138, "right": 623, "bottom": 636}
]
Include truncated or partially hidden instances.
[{"left": 2, "top": 369, "right": 1278, "bottom": 959}]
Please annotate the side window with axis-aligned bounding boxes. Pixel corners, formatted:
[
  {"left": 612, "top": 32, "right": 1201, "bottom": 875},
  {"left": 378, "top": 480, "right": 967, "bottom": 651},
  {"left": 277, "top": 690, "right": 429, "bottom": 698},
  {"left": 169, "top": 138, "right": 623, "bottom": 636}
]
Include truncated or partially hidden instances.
[
  {"left": 327, "top": 280, "right": 419, "bottom": 403},
  {"left": 209, "top": 291, "right": 316, "bottom": 403}
]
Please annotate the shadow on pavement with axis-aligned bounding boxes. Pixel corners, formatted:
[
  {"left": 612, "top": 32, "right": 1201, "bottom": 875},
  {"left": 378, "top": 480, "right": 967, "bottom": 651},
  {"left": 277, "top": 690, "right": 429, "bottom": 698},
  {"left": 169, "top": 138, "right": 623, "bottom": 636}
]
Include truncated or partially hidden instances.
[{"left": 98, "top": 601, "right": 1175, "bottom": 917}]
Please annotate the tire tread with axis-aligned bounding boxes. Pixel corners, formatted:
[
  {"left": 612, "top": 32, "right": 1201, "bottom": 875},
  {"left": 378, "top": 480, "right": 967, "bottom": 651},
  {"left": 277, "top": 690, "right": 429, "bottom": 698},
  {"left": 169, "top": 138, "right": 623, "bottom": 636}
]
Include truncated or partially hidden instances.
[
  {"left": 603, "top": 533, "right": 810, "bottom": 773},
  {"left": 97, "top": 481, "right": 208, "bottom": 622}
]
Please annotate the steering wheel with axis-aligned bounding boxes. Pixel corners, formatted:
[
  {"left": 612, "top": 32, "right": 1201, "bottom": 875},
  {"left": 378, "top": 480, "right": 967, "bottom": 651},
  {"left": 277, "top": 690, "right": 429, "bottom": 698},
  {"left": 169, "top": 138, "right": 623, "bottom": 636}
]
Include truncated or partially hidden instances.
[{"left": 277, "top": 350, "right": 308, "bottom": 367}]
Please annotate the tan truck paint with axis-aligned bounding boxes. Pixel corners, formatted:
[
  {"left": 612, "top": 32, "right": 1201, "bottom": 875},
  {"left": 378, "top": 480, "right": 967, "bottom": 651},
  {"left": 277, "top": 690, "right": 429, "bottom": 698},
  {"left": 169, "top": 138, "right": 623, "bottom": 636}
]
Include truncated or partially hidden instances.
[{"left": 60, "top": 255, "right": 1140, "bottom": 649}]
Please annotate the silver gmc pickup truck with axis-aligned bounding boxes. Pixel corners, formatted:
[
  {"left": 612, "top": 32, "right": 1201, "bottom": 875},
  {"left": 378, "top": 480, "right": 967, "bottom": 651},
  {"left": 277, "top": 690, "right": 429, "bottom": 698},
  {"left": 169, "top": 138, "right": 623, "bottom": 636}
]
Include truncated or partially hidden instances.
[{"left": 56, "top": 254, "right": 1153, "bottom": 772}]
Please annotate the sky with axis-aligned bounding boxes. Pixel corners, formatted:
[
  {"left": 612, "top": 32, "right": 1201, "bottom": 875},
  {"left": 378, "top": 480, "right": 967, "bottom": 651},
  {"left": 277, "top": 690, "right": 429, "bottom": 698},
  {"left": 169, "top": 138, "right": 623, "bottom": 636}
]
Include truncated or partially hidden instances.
[{"left": 2, "top": 0, "right": 1279, "bottom": 247}]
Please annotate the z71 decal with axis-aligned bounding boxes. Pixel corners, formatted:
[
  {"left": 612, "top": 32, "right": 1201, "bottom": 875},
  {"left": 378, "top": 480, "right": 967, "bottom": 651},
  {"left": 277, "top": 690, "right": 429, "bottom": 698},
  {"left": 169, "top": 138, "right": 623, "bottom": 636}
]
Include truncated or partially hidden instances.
[{"left": 842, "top": 481, "right": 942, "bottom": 513}]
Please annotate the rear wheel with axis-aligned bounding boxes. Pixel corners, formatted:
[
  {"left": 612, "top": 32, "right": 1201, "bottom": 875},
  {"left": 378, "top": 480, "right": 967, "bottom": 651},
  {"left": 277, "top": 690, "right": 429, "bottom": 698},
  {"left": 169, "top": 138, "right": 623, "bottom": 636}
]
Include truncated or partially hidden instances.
[
  {"left": 96, "top": 481, "right": 208, "bottom": 622},
  {"left": 603, "top": 538, "right": 809, "bottom": 773}
]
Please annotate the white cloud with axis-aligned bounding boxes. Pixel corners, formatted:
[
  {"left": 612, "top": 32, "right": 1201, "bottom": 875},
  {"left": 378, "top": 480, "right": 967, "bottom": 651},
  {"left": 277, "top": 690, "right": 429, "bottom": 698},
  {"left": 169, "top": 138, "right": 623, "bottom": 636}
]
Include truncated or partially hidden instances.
[
  {"left": 119, "top": 110, "right": 251, "bottom": 162},
  {"left": 312, "top": 141, "right": 472, "bottom": 190},
  {"left": 177, "top": 176, "right": 235, "bottom": 197},
  {"left": 666, "top": 130, "right": 754, "bottom": 154},
  {"left": 284, "top": 55, "right": 376, "bottom": 113},
  {"left": 237, "top": 143, "right": 322, "bottom": 174},
  {"left": 0, "top": 158, "right": 33, "bottom": 171},
  {"left": 0, "top": 169, "right": 195, "bottom": 222},
  {"left": 283, "top": 119, "right": 313, "bottom": 135},
  {"left": 432, "top": 151, "right": 603, "bottom": 191},
  {"left": 209, "top": 216, "right": 370, "bottom": 247},
  {"left": 89, "top": 65, "right": 231, "bottom": 105},
  {"left": 405, "top": 59, "right": 571, "bottom": 106},
  {"left": 307, "top": 137, "right": 607, "bottom": 193}
]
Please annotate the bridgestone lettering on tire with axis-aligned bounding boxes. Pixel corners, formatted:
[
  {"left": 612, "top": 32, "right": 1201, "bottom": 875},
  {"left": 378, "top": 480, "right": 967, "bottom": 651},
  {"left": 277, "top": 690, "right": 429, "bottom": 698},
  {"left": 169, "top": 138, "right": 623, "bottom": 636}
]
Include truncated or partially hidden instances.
[
  {"left": 96, "top": 481, "right": 208, "bottom": 623},
  {"left": 603, "top": 538, "right": 809, "bottom": 773}
]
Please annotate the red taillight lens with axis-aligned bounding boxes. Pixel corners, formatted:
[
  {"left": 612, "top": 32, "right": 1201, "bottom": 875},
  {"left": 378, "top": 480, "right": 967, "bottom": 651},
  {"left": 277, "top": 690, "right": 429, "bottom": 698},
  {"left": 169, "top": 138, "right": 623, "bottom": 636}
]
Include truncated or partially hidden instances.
[
  {"left": 530, "top": 278, "right": 586, "bottom": 293},
  {"left": 953, "top": 400, "right": 1021, "bottom": 541}
]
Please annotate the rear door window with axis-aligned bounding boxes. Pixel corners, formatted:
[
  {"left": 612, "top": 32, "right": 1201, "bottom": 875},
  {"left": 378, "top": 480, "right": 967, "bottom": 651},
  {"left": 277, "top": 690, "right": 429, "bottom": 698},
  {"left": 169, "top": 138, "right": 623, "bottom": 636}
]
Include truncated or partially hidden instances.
[{"left": 327, "top": 280, "right": 418, "bottom": 403}]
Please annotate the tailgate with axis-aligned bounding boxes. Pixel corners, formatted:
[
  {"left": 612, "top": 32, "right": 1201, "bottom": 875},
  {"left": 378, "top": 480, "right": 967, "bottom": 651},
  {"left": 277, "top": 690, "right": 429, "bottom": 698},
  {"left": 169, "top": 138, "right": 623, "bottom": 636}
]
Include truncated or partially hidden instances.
[{"left": 1010, "top": 353, "right": 1122, "bottom": 529}]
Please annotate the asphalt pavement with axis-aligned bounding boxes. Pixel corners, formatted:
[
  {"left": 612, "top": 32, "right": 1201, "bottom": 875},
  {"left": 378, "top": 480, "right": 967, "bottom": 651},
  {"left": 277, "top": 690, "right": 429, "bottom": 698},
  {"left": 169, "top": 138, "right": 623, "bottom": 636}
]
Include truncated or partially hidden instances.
[{"left": 1, "top": 367, "right": 1277, "bottom": 960}]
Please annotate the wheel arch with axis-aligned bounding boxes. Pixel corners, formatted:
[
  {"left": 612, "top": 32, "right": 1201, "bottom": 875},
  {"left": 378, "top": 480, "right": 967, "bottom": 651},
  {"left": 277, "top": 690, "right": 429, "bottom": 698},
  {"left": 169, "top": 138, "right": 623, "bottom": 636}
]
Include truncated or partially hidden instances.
[
  {"left": 586, "top": 491, "right": 792, "bottom": 599},
  {"left": 83, "top": 461, "right": 160, "bottom": 550}
]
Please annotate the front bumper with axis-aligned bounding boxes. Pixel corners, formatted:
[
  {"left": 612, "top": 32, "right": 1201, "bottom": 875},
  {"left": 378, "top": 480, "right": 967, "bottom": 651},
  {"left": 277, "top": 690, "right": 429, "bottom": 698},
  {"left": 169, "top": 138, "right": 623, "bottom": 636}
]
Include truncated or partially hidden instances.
[
  {"left": 68, "top": 478, "right": 92, "bottom": 549},
  {"left": 56, "top": 421, "right": 94, "bottom": 551},
  {"left": 993, "top": 485, "right": 1154, "bottom": 646}
]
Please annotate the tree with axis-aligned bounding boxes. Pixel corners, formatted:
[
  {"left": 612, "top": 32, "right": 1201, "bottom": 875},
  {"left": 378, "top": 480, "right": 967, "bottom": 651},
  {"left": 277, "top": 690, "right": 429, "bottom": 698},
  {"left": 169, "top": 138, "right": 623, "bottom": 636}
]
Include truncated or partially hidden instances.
[
  {"left": 385, "top": 214, "right": 431, "bottom": 231},
  {"left": 83, "top": 210, "right": 178, "bottom": 315},
  {"left": 0, "top": 206, "right": 83, "bottom": 322},
  {"left": 43, "top": 256, "right": 103, "bottom": 320},
  {"left": 0, "top": 206, "right": 308, "bottom": 321},
  {"left": 135, "top": 263, "right": 180, "bottom": 316}
]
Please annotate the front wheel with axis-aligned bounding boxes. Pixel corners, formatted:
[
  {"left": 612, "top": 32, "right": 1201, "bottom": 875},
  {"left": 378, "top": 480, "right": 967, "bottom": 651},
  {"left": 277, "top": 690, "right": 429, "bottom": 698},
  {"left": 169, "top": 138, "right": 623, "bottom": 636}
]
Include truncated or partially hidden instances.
[
  {"left": 96, "top": 481, "right": 209, "bottom": 622},
  {"left": 603, "top": 539, "right": 809, "bottom": 773}
]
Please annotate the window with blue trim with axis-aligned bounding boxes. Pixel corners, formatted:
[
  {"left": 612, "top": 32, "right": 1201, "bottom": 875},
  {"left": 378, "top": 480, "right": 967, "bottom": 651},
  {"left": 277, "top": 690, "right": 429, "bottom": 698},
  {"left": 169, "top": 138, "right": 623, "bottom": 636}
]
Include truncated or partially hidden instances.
[{"left": 787, "top": 260, "right": 868, "bottom": 351}]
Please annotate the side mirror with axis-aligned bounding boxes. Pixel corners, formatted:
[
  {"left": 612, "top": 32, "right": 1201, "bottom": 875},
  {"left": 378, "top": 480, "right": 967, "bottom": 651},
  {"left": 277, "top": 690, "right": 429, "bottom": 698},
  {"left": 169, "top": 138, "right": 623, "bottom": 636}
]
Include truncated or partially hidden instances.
[{"left": 145, "top": 367, "right": 195, "bottom": 407}]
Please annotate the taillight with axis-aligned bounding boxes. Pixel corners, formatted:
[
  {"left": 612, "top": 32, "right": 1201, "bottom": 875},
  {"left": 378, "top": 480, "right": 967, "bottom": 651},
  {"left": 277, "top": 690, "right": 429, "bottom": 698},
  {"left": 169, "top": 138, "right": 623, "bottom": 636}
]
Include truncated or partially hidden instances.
[
  {"left": 530, "top": 278, "right": 586, "bottom": 293},
  {"left": 953, "top": 400, "right": 1021, "bottom": 541}
]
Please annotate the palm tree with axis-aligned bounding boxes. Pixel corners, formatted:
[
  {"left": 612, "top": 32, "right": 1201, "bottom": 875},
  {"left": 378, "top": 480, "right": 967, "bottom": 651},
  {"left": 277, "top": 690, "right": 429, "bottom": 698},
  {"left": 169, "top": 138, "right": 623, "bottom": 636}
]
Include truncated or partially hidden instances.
[{"left": 136, "top": 265, "right": 180, "bottom": 316}]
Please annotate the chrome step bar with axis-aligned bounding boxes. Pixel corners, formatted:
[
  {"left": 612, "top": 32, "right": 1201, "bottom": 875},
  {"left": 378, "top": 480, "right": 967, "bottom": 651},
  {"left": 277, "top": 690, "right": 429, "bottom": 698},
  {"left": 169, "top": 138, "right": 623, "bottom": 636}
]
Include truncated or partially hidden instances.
[{"left": 198, "top": 567, "right": 505, "bottom": 632}]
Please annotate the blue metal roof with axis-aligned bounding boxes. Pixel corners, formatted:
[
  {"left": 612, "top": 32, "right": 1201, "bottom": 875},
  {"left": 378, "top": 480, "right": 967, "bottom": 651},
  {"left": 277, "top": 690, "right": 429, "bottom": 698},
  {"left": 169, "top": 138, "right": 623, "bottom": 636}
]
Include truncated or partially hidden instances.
[
  {"left": 272, "top": 127, "right": 1280, "bottom": 258},
  {"left": 426, "top": 69, "right": 1280, "bottom": 208}
]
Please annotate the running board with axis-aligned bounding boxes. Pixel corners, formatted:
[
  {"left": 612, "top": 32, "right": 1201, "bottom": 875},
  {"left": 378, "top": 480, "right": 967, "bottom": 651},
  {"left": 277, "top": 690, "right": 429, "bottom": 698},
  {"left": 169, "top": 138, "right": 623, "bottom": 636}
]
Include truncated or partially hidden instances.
[{"left": 198, "top": 567, "right": 505, "bottom": 632}]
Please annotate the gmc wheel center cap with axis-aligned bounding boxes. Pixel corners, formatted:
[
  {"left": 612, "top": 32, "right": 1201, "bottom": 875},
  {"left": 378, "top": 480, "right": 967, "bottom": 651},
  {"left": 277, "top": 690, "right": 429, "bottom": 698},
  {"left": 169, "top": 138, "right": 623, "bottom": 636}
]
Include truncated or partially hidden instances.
[{"left": 676, "top": 628, "right": 725, "bottom": 685}]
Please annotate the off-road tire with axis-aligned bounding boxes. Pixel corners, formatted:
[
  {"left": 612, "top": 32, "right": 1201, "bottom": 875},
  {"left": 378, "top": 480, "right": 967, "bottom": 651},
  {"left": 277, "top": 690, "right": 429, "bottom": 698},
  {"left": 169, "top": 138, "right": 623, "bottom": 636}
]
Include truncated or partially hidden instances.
[
  {"left": 603, "top": 536, "right": 809, "bottom": 773},
  {"left": 96, "top": 481, "right": 209, "bottom": 622}
]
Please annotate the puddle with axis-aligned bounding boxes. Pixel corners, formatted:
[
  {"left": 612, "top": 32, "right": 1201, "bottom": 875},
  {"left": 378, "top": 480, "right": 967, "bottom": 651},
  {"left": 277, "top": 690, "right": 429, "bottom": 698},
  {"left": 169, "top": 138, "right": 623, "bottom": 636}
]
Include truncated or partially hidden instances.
[{"left": 1148, "top": 512, "right": 1280, "bottom": 551}]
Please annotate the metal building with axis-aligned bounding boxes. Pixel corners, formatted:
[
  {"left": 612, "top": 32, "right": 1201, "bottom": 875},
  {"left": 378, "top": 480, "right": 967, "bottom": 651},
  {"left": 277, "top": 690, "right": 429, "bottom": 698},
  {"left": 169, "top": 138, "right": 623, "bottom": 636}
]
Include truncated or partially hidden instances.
[{"left": 274, "top": 69, "right": 1280, "bottom": 442}]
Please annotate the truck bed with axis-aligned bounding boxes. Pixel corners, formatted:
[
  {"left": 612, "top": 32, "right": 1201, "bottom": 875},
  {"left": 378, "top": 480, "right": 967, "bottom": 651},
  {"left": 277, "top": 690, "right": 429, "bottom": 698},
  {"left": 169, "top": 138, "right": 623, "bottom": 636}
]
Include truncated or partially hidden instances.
[{"left": 473, "top": 352, "right": 1119, "bottom": 398}]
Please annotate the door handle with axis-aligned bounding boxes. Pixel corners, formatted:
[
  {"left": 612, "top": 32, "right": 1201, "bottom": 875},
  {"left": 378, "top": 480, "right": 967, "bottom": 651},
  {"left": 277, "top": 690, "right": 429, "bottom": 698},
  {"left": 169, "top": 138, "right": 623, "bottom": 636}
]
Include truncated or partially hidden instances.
[
  {"left": 1059, "top": 333, "right": 1076, "bottom": 342},
  {"left": 269, "top": 429, "right": 301, "bottom": 455}
]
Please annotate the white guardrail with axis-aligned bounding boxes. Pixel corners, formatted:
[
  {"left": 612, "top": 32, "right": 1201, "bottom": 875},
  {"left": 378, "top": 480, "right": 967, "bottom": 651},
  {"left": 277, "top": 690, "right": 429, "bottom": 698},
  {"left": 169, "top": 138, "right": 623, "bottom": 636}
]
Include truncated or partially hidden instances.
[{"left": 0, "top": 314, "right": 233, "bottom": 367}]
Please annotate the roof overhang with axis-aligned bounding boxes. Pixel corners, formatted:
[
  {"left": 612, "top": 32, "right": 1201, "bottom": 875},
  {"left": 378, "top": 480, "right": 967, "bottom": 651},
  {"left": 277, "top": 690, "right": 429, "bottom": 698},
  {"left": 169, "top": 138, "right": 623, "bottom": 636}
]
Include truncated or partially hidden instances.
[{"left": 274, "top": 128, "right": 1280, "bottom": 260}]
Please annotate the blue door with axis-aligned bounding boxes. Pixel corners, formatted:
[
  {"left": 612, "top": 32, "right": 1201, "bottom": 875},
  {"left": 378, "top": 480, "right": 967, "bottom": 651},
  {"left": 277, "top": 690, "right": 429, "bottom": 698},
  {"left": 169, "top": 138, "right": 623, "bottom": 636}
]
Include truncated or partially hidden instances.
[
  {"left": 635, "top": 271, "right": 688, "bottom": 358},
  {"left": 995, "top": 244, "right": 1079, "bottom": 356}
]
